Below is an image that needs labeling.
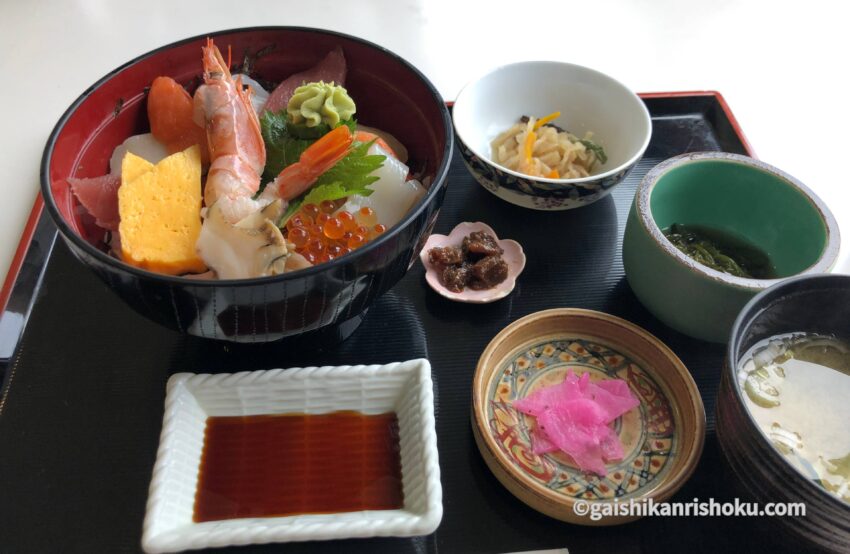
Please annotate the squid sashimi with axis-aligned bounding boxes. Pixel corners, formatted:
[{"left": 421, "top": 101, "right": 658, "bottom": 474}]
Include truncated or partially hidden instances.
[
  {"left": 512, "top": 370, "right": 639, "bottom": 476},
  {"left": 262, "top": 46, "right": 346, "bottom": 114},
  {"left": 339, "top": 144, "right": 426, "bottom": 229}
]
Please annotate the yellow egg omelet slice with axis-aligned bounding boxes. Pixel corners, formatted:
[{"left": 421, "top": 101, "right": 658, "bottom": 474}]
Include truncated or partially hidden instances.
[{"left": 118, "top": 145, "right": 207, "bottom": 275}]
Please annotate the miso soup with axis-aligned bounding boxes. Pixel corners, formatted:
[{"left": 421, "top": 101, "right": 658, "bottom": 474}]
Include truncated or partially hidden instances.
[{"left": 738, "top": 333, "right": 850, "bottom": 503}]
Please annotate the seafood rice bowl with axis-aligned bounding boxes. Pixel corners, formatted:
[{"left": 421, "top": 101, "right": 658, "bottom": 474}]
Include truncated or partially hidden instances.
[{"left": 41, "top": 27, "right": 453, "bottom": 342}]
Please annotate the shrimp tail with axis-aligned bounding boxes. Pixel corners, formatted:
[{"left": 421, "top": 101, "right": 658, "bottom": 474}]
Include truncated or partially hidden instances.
[{"left": 273, "top": 125, "right": 354, "bottom": 201}]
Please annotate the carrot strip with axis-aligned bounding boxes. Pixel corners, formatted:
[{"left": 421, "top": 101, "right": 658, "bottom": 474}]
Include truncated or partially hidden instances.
[{"left": 533, "top": 111, "right": 561, "bottom": 130}]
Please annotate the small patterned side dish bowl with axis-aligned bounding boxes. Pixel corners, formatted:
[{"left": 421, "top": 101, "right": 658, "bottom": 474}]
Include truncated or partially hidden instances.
[
  {"left": 452, "top": 61, "right": 651, "bottom": 210},
  {"left": 142, "top": 359, "right": 441, "bottom": 553},
  {"left": 622, "top": 152, "right": 840, "bottom": 343},
  {"left": 419, "top": 221, "right": 525, "bottom": 303},
  {"left": 472, "top": 309, "right": 705, "bottom": 525}
]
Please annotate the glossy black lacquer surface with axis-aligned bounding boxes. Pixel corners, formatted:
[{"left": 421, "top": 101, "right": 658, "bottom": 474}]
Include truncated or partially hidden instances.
[
  {"left": 1, "top": 96, "right": 790, "bottom": 553},
  {"left": 39, "top": 27, "right": 453, "bottom": 343}
]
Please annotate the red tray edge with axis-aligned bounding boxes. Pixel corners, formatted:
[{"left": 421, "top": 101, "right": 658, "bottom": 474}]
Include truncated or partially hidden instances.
[
  {"left": 0, "top": 91, "right": 753, "bottom": 315},
  {"left": 1, "top": 194, "right": 44, "bottom": 316}
]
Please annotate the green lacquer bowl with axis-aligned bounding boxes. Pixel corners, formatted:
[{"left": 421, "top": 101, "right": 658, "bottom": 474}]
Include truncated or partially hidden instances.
[{"left": 623, "top": 152, "right": 839, "bottom": 343}]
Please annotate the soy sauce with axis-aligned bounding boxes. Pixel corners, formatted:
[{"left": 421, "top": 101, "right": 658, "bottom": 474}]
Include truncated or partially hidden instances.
[{"left": 193, "top": 411, "right": 404, "bottom": 522}]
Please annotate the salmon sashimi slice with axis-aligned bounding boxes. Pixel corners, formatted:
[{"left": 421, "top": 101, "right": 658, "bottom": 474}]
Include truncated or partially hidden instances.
[{"left": 148, "top": 76, "right": 210, "bottom": 164}]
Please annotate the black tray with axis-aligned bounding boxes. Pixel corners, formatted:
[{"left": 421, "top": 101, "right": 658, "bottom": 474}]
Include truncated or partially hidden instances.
[{"left": 0, "top": 93, "right": 783, "bottom": 553}]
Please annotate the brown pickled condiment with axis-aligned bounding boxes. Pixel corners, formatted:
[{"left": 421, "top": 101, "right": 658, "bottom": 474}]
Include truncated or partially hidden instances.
[
  {"left": 428, "top": 231, "right": 509, "bottom": 292},
  {"left": 193, "top": 411, "right": 404, "bottom": 522}
]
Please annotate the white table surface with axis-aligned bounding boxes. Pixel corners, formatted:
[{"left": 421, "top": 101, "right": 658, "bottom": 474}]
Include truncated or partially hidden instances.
[{"left": 1, "top": 0, "right": 848, "bottom": 289}]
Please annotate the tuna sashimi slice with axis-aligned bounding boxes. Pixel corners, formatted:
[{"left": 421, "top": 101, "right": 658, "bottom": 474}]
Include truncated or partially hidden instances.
[
  {"left": 68, "top": 174, "right": 121, "bottom": 231},
  {"left": 262, "top": 47, "right": 347, "bottom": 115}
]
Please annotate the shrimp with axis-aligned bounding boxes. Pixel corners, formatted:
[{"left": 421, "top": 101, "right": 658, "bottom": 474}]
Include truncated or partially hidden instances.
[
  {"left": 269, "top": 124, "right": 354, "bottom": 201},
  {"left": 193, "top": 38, "right": 267, "bottom": 224}
]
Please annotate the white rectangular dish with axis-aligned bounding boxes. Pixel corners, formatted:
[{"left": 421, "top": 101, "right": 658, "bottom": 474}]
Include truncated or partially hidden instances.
[{"left": 141, "top": 359, "right": 442, "bottom": 553}]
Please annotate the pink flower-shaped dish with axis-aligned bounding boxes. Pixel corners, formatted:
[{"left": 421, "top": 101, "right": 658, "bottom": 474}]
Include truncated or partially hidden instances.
[{"left": 419, "top": 221, "right": 526, "bottom": 303}]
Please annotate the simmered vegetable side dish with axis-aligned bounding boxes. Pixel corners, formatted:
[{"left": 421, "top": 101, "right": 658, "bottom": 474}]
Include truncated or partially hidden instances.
[
  {"left": 491, "top": 112, "right": 607, "bottom": 179},
  {"left": 68, "top": 39, "right": 426, "bottom": 279}
]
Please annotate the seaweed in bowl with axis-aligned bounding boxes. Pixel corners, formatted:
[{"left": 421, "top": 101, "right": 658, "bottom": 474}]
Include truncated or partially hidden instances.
[
  {"left": 662, "top": 223, "right": 776, "bottom": 279},
  {"left": 623, "top": 152, "right": 839, "bottom": 343},
  {"left": 41, "top": 27, "right": 453, "bottom": 343}
]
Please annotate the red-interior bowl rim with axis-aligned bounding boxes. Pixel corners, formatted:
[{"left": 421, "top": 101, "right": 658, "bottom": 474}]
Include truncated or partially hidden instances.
[{"left": 40, "top": 25, "right": 453, "bottom": 287}]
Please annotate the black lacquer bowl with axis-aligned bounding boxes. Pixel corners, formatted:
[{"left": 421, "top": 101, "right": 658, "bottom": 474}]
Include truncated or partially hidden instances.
[
  {"left": 716, "top": 274, "right": 850, "bottom": 552},
  {"left": 40, "top": 27, "right": 452, "bottom": 343}
]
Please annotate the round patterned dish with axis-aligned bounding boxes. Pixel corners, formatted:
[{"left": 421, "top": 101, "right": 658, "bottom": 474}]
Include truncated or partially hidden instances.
[{"left": 472, "top": 308, "right": 705, "bottom": 525}]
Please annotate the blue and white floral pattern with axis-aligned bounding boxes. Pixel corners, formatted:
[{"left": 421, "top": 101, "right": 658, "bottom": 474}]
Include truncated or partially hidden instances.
[{"left": 458, "top": 139, "right": 632, "bottom": 210}]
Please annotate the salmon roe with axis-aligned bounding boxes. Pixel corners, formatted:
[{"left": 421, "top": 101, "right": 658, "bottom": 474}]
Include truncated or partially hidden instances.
[
  {"left": 284, "top": 205, "right": 388, "bottom": 265},
  {"left": 302, "top": 203, "right": 320, "bottom": 219},
  {"left": 347, "top": 234, "right": 367, "bottom": 249},
  {"left": 355, "top": 207, "right": 378, "bottom": 227},
  {"left": 323, "top": 217, "right": 345, "bottom": 240},
  {"left": 289, "top": 227, "right": 309, "bottom": 247},
  {"left": 338, "top": 211, "right": 357, "bottom": 231}
]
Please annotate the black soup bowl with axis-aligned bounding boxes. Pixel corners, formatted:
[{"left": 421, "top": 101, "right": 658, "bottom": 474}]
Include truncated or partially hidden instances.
[
  {"left": 40, "top": 27, "right": 453, "bottom": 343},
  {"left": 716, "top": 274, "right": 850, "bottom": 551}
]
